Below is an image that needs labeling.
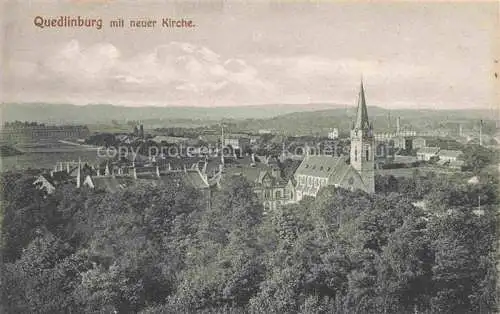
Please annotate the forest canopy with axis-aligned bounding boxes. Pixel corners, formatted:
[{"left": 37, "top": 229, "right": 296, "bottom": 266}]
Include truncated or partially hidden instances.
[{"left": 0, "top": 170, "right": 497, "bottom": 313}]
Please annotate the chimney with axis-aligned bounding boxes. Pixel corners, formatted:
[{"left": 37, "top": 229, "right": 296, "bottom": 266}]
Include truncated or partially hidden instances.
[
  {"left": 271, "top": 167, "right": 280, "bottom": 179},
  {"left": 76, "top": 158, "right": 81, "bottom": 188}
]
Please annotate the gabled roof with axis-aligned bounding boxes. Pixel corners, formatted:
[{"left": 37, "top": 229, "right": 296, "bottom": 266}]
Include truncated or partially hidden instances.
[
  {"left": 87, "top": 169, "right": 210, "bottom": 192},
  {"left": 35, "top": 171, "right": 72, "bottom": 186},
  {"left": 295, "top": 155, "right": 350, "bottom": 178},
  {"left": 88, "top": 176, "right": 135, "bottom": 192},
  {"left": 438, "top": 149, "right": 463, "bottom": 158},
  {"left": 417, "top": 147, "right": 440, "bottom": 154}
]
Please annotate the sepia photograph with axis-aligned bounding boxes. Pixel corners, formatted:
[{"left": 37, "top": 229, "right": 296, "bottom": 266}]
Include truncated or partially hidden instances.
[{"left": 0, "top": 0, "right": 499, "bottom": 313}]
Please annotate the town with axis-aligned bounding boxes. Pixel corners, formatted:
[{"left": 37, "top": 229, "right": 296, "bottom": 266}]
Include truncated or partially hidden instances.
[
  {"left": 2, "top": 82, "right": 495, "bottom": 213},
  {"left": 1, "top": 1, "right": 498, "bottom": 313}
]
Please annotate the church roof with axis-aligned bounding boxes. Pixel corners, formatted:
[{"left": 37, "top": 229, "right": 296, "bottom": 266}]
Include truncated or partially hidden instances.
[
  {"left": 354, "top": 80, "right": 370, "bottom": 130},
  {"left": 295, "top": 155, "right": 350, "bottom": 179}
]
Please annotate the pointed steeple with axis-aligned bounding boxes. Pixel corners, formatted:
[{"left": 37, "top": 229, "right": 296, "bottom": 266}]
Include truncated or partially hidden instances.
[{"left": 354, "top": 79, "right": 370, "bottom": 130}]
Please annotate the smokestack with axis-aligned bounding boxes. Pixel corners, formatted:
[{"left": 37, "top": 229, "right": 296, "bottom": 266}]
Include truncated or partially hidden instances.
[
  {"left": 396, "top": 117, "right": 401, "bottom": 134},
  {"left": 479, "top": 120, "right": 483, "bottom": 146},
  {"left": 76, "top": 158, "right": 81, "bottom": 188}
]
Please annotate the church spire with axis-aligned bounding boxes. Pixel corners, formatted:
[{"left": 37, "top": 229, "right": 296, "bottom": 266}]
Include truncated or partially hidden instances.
[{"left": 354, "top": 79, "right": 370, "bottom": 130}]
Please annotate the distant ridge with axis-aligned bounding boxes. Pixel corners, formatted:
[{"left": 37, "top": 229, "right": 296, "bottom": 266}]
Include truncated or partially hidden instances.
[
  {"left": 0, "top": 102, "right": 347, "bottom": 124},
  {"left": 0, "top": 102, "right": 494, "bottom": 126}
]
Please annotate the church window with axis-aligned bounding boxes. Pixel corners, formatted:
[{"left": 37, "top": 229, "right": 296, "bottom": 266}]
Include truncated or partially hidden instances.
[
  {"left": 366, "top": 149, "right": 369, "bottom": 161},
  {"left": 354, "top": 148, "right": 358, "bottom": 161},
  {"left": 275, "top": 190, "right": 281, "bottom": 199}
]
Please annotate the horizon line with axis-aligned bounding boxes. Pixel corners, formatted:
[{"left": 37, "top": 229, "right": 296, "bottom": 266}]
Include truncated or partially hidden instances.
[{"left": 1, "top": 101, "right": 496, "bottom": 112}]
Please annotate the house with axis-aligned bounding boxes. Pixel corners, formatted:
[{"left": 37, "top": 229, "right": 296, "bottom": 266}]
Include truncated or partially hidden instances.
[
  {"left": 416, "top": 147, "right": 440, "bottom": 161},
  {"left": 438, "top": 149, "right": 463, "bottom": 162},
  {"left": 224, "top": 137, "right": 251, "bottom": 152},
  {"left": 83, "top": 164, "right": 214, "bottom": 209},
  {"left": 34, "top": 159, "right": 88, "bottom": 193},
  {"left": 294, "top": 80, "right": 375, "bottom": 199},
  {"left": 224, "top": 164, "right": 295, "bottom": 211},
  {"left": 413, "top": 137, "right": 427, "bottom": 150},
  {"left": 328, "top": 128, "right": 339, "bottom": 139}
]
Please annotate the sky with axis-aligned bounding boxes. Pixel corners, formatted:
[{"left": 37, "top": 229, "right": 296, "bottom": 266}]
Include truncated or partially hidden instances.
[{"left": 1, "top": 0, "right": 498, "bottom": 110}]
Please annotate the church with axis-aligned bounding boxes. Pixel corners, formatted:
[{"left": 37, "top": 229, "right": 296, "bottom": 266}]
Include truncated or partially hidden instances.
[{"left": 294, "top": 81, "right": 375, "bottom": 200}]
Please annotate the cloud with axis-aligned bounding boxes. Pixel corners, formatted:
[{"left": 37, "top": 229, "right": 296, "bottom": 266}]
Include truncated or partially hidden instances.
[
  {"left": 20, "top": 40, "right": 274, "bottom": 105},
  {"left": 261, "top": 55, "right": 428, "bottom": 81},
  {"left": 43, "top": 40, "right": 120, "bottom": 83},
  {"left": 5, "top": 40, "right": 491, "bottom": 109}
]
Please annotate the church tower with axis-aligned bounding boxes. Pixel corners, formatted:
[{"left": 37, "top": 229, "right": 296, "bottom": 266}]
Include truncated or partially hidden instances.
[{"left": 350, "top": 80, "right": 375, "bottom": 193}]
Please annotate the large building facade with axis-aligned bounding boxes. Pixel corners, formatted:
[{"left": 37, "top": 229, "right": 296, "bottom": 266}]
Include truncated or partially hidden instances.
[{"left": 294, "top": 81, "right": 375, "bottom": 200}]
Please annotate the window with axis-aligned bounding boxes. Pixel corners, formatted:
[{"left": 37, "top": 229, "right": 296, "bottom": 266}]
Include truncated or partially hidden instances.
[
  {"left": 275, "top": 190, "right": 282, "bottom": 199},
  {"left": 354, "top": 148, "right": 358, "bottom": 161},
  {"left": 366, "top": 149, "right": 369, "bottom": 161},
  {"left": 265, "top": 190, "right": 271, "bottom": 199}
]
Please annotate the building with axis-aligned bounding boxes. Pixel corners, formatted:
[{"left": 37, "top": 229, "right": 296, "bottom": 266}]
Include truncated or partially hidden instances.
[
  {"left": 416, "top": 147, "right": 440, "bottom": 161},
  {"left": 224, "top": 137, "right": 251, "bottom": 153},
  {"left": 328, "top": 128, "right": 339, "bottom": 139},
  {"left": 225, "top": 164, "right": 295, "bottom": 211},
  {"left": 393, "top": 136, "right": 413, "bottom": 151},
  {"left": 438, "top": 150, "right": 463, "bottom": 162},
  {"left": 82, "top": 162, "right": 214, "bottom": 209},
  {"left": 413, "top": 137, "right": 427, "bottom": 150},
  {"left": 294, "top": 80, "right": 375, "bottom": 199},
  {"left": 1, "top": 123, "right": 90, "bottom": 143}
]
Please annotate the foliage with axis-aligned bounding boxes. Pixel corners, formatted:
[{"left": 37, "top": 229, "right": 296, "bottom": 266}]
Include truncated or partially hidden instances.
[{"left": 0, "top": 169, "right": 497, "bottom": 313}]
